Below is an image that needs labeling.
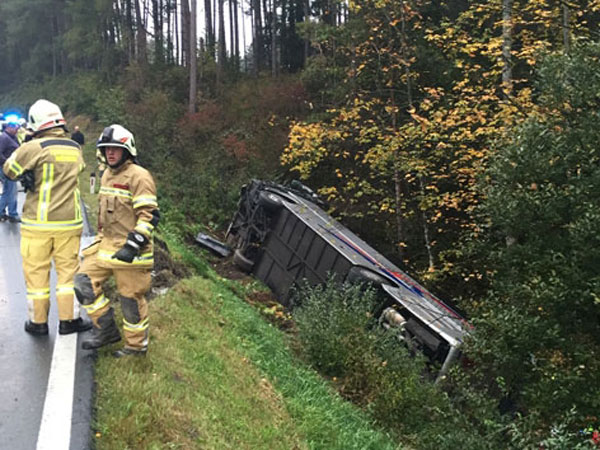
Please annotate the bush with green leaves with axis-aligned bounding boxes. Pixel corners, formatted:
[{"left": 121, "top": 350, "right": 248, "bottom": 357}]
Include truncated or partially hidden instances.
[
  {"left": 292, "top": 278, "right": 507, "bottom": 448},
  {"left": 467, "top": 40, "right": 600, "bottom": 434},
  {"left": 293, "top": 279, "right": 379, "bottom": 377}
]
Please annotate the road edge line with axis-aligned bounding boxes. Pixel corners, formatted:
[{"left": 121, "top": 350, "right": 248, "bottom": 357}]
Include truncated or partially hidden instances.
[{"left": 36, "top": 332, "right": 77, "bottom": 450}]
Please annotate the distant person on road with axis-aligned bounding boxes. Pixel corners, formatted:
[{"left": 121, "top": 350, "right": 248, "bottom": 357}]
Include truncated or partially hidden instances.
[
  {"left": 3, "top": 99, "right": 92, "bottom": 336},
  {"left": 74, "top": 124, "right": 159, "bottom": 358},
  {"left": 70, "top": 125, "right": 85, "bottom": 145},
  {"left": 0, "top": 117, "right": 21, "bottom": 222}
]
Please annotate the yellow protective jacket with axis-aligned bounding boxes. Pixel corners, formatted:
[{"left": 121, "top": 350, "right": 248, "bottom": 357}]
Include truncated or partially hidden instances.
[
  {"left": 96, "top": 159, "right": 158, "bottom": 268},
  {"left": 3, "top": 128, "right": 84, "bottom": 236}
]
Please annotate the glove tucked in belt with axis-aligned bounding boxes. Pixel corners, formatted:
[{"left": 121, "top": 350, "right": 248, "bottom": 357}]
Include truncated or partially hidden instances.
[{"left": 112, "top": 231, "right": 149, "bottom": 263}]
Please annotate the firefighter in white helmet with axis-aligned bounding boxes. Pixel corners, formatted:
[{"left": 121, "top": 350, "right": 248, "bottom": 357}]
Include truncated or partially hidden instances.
[
  {"left": 3, "top": 99, "right": 92, "bottom": 335},
  {"left": 74, "top": 124, "right": 159, "bottom": 357}
]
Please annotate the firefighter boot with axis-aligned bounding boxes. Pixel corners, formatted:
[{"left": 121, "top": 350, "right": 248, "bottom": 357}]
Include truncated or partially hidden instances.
[
  {"left": 113, "top": 347, "right": 147, "bottom": 358},
  {"left": 81, "top": 309, "right": 121, "bottom": 350},
  {"left": 25, "top": 321, "right": 49, "bottom": 336},
  {"left": 59, "top": 317, "right": 93, "bottom": 335}
]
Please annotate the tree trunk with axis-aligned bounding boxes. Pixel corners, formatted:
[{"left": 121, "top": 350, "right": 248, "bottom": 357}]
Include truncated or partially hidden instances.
[
  {"left": 393, "top": 168, "right": 406, "bottom": 262},
  {"left": 252, "top": 0, "right": 263, "bottom": 74},
  {"left": 125, "top": 0, "right": 134, "bottom": 63},
  {"left": 241, "top": 0, "right": 247, "bottom": 71},
  {"left": 389, "top": 85, "right": 406, "bottom": 262},
  {"left": 181, "top": 0, "right": 190, "bottom": 66},
  {"left": 152, "top": 0, "right": 163, "bottom": 63},
  {"left": 213, "top": 0, "right": 217, "bottom": 51},
  {"left": 189, "top": 0, "right": 198, "bottom": 113},
  {"left": 280, "top": 0, "right": 287, "bottom": 70},
  {"left": 166, "top": 0, "right": 172, "bottom": 63},
  {"left": 173, "top": 0, "right": 179, "bottom": 64},
  {"left": 502, "top": 0, "right": 513, "bottom": 96},
  {"left": 562, "top": 4, "right": 571, "bottom": 53},
  {"left": 418, "top": 176, "right": 435, "bottom": 272},
  {"left": 135, "top": 0, "right": 148, "bottom": 63},
  {"left": 262, "top": 0, "right": 269, "bottom": 36},
  {"left": 204, "top": 0, "right": 214, "bottom": 57},
  {"left": 113, "top": 1, "right": 122, "bottom": 46},
  {"left": 217, "top": 0, "right": 226, "bottom": 85},
  {"left": 229, "top": 0, "right": 235, "bottom": 63},
  {"left": 303, "top": 0, "right": 309, "bottom": 66},
  {"left": 271, "top": 0, "right": 277, "bottom": 76},
  {"left": 233, "top": 0, "right": 240, "bottom": 66}
]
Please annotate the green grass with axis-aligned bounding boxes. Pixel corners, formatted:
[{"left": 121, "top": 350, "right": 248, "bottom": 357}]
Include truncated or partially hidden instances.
[{"left": 92, "top": 237, "right": 401, "bottom": 449}]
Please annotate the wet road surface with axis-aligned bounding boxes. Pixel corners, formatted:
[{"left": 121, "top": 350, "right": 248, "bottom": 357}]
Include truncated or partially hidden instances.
[{"left": 0, "top": 192, "right": 94, "bottom": 450}]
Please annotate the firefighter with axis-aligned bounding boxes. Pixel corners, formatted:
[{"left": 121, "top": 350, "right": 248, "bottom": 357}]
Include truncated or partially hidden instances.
[
  {"left": 74, "top": 124, "right": 159, "bottom": 357},
  {"left": 3, "top": 99, "right": 92, "bottom": 335}
]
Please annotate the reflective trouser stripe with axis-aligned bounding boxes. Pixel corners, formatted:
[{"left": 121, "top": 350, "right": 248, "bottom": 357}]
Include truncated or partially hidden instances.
[
  {"left": 56, "top": 284, "right": 80, "bottom": 319},
  {"left": 27, "top": 289, "right": 51, "bottom": 299},
  {"left": 123, "top": 315, "right": 150, "bottom": 350},
  {"left": 123, "top": 317, "right": 149, "bottom": 333},
  {"left": 82, "top": 294, "right": 110, "bottom": 315},
  {"left": 27, "top": 291, "right": 51, "bottom": 324}
]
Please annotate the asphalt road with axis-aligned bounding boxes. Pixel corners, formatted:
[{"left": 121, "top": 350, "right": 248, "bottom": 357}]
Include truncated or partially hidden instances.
[{"left": 0, "top": 192, "right": 94, "bottom": 450}]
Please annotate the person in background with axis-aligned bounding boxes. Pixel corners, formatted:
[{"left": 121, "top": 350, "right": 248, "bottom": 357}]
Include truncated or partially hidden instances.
[
  {"left": 96, "top": 148, "right": 107, "bottom": 179},
  {"left": 16, "top": 118, "right": 32, "bottom": 144},
  {"left": 75, "top": 124, "right": 159, "bottom": 357},
  {"left": 3, "top": 99, "right": 92, "bottom": 336},
  {"left": 70, "top": 125, "right": 85, "bottom": 145},
  {"left": 0, "top": 117, "right": 22, "bottom": 222}
]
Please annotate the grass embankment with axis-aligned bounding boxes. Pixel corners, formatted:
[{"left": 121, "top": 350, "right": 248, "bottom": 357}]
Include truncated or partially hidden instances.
[
  {"left": 74, "top": 121, "right": 399, "bottom": 449},
  {"left": 92, "top": 253, "right": 399, "bottom": 449}
]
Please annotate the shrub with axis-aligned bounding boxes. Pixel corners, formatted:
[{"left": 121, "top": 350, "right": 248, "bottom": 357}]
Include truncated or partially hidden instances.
[
  {"left": 293, "top": 279, "right": 378, "bottom": 377},
  {"left": 292, "top": 278, "right": 486, "bottom": 446}
]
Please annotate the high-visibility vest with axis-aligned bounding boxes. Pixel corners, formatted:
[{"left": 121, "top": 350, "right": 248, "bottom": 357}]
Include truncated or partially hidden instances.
[{"left": 3, "top": 128, "right": 84, "bottom": 235}]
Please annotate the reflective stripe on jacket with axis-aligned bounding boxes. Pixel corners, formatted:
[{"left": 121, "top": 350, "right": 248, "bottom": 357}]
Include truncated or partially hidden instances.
[
  {"left": 97, "top": 160, "right": 158, "bottom": 268},
  {"left": 2, "top": 128, "right": 84, "bottom": 235}
]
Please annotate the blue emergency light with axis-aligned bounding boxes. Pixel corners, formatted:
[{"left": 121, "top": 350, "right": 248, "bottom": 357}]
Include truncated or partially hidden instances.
[{"left": 4, "top": 114, "right": 21, "bottom": 125}]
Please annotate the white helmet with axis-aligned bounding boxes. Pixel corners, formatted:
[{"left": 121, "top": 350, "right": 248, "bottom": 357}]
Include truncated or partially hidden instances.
[
  {"left": 96, "top": 124, "right": 137, "bottom": 158},
  {"left": 28, "top": 99, "right": 66, "bottom": 133}
]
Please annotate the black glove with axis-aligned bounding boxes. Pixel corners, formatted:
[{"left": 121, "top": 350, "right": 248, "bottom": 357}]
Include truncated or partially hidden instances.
[
  {"left": 20, "top": 171, "right": 35, "bottom": 192},
  {"left": 112, "top": 231, "right": 149, "bottom": 263}
]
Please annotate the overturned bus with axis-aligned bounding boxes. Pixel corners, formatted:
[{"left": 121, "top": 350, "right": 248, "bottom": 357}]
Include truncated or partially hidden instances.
[{"left": 225, "top": 179, "right": 469, "bottom": 379}]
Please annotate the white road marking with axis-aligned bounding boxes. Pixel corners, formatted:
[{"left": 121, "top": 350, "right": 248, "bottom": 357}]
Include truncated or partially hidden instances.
[{"left": 36, "top": 332, "right": 77, "bottom": 450}]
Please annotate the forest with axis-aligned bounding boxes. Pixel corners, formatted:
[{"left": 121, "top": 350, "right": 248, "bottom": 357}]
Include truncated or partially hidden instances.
[{"left": 1, "top": 0, "right": 599, "bottom": 448}]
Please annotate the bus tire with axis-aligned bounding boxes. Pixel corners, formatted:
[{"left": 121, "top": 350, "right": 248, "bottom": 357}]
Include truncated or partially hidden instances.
[
  {"left": 233, "top": 249, "right": 254, "bottom": 273},
  {"left": 258, "top": 191, "right": 283, "bottom": 213},
  {"left": 346, "top": 266, "right": 391, "bottom": 289}
]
